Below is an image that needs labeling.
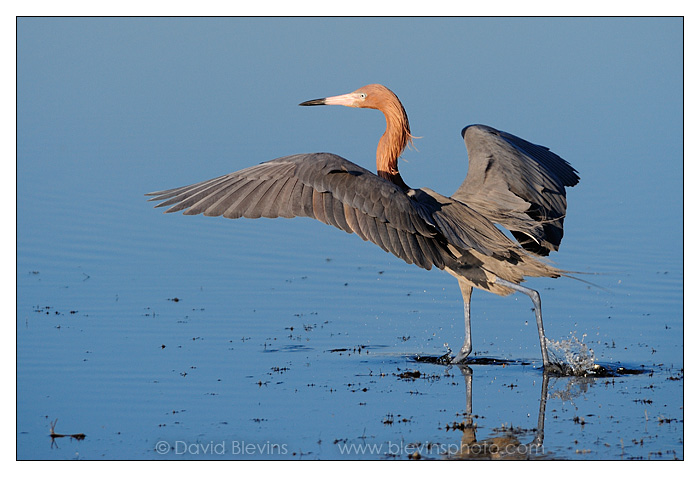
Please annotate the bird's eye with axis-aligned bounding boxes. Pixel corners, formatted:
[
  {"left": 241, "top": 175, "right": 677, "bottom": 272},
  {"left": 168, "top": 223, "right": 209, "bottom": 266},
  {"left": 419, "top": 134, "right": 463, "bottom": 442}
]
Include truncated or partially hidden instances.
[{"left": 359, "top": 93, "right": 367, "bottom": 99}]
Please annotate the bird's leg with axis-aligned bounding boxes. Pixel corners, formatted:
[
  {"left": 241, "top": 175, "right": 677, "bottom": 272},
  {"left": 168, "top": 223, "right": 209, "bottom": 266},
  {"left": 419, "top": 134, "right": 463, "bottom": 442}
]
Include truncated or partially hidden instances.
[
  {"left": 451, "top": 281, "right": 473, "bottom": 364},
  {"left": 493, "top": 277, "right": 551, "bottom": 369}
]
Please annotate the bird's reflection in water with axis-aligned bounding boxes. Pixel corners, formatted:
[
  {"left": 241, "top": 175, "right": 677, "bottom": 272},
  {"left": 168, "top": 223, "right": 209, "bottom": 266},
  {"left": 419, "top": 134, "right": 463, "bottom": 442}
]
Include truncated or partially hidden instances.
[{"left": 447, "top": 366, "right": 550, "bottom": 460}]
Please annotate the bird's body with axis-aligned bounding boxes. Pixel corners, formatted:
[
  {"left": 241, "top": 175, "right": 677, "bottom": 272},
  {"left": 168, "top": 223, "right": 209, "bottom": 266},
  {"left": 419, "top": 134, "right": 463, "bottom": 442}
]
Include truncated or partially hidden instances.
[{"left": 147, "top": 84, "right": 579, "bottom": 369}]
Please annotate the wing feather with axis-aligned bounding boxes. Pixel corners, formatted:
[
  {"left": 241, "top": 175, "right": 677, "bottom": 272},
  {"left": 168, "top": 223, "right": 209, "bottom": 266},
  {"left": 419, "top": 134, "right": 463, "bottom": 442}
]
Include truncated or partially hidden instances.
[
  {"left": 311, "top": 189, "right": 327, "bottom": 225},
  {"left": 274, "top": 178, "right": 300, "bottom": 219},
  {"left": 453, "top": 124, "right": 579, "bottom": 255},
  {"left": 147, "top": 153, "right": 449, "bottom": 270},
  {"left": 185, "top": 179, "right": 245, "bottom": 216},
  {"left": 221, "top": 180, "right": 261, "bottom": 219}
]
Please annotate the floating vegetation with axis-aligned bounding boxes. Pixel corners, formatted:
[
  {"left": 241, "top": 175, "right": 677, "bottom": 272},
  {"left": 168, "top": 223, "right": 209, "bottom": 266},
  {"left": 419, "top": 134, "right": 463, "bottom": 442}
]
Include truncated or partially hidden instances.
[
  {"left": 412, "top": 353, "right": 524, "bottom": 367},
  {"left": 49, "top": 419, "right": 85, "bottom": 448}
]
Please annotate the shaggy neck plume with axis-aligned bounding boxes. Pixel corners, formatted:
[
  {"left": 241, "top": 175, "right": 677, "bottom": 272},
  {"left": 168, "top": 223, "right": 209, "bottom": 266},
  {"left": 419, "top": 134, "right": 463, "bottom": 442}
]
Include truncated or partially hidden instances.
[{"left": 374, "top": 90, "right": 413, "bottom": 190}]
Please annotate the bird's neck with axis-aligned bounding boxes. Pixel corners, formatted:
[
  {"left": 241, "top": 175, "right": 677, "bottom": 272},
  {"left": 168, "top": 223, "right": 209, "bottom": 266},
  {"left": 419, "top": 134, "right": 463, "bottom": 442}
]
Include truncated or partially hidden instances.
[{"left": 376, "top": 101, "right": 412, "bottom": 190}]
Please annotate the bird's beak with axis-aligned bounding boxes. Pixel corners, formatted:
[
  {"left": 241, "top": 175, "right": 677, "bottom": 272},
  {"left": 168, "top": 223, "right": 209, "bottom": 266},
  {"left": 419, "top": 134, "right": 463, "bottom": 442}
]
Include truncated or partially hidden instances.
[
  {"left": 299, "top": 92, "right": 360, "bottom": 107},
  {"left": 299, "top": 98, "right": 327, "bottom": 106}
]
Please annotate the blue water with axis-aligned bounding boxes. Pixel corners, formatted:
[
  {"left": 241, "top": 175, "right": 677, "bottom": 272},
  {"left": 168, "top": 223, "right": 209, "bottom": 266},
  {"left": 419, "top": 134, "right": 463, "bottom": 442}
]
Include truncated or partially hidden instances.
[{"left": 17, "top": 17, "right": 682, "bottom": 460}]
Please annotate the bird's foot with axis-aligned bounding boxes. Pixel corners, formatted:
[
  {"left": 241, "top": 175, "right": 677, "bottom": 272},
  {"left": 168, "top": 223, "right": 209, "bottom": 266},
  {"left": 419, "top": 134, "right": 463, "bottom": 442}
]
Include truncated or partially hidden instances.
[
  {"left": 451, "top": 345, "right": 472, "bottom": 364},
  {"left": 542, "top": 360, "right": 566, "bottom": 375}
]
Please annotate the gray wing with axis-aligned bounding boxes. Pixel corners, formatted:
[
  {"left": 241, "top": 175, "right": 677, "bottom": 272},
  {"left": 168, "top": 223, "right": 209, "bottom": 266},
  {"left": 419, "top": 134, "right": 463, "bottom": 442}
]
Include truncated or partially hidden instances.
[
  {"left": 147, "top": 153, "right": 449, "bottom": 270},
  {"left": 452, "top": 124, "right": 580, "bottom": 256}
]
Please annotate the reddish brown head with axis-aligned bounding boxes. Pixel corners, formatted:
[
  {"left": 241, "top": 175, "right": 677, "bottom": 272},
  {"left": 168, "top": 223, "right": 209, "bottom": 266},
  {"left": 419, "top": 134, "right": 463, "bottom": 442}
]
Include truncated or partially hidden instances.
[{"left": 300, "top": 84, "right": 414, "bottom": 188}]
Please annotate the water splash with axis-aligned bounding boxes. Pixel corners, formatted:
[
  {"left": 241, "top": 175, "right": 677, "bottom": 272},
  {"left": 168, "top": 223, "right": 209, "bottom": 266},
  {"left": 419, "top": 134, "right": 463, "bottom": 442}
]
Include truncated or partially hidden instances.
[{"left": 545, "top": 334, "right": 597, "bottom": 376}]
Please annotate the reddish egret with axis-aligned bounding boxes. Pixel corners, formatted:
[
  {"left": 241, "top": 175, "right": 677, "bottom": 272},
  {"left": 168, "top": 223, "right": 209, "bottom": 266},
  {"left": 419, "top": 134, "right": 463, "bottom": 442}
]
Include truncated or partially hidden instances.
[{"left": 147, "top": 84, "right": 579, "bottom": 369}]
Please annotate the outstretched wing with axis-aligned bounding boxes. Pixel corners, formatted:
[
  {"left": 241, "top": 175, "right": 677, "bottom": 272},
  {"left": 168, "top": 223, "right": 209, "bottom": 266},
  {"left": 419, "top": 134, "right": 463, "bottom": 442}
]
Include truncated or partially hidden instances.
[
  {"left": 452, "top": 124, "right": 580, "bottom": 256},
  {"left": 147, "top": 153, "right": 448, "bottom": 270}
]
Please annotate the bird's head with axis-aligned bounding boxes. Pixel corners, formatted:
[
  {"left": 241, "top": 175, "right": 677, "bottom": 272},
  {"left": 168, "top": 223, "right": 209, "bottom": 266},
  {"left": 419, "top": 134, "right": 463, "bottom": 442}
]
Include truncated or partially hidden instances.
[
  {"left": 300, "top": 84, "right": 414, "bottom": 188},
  {"left": 299, "top": 84, "right": 397, "bottom": 111}
]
